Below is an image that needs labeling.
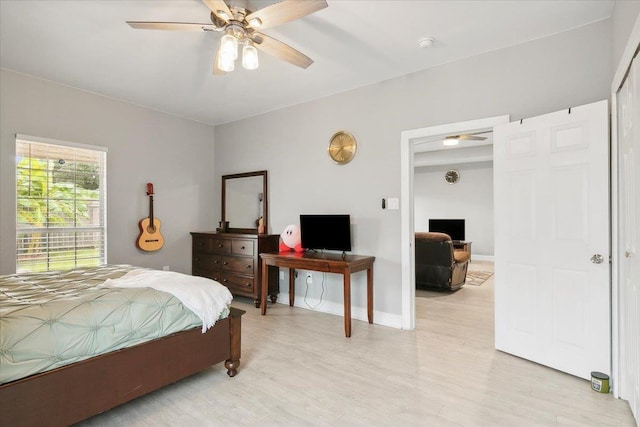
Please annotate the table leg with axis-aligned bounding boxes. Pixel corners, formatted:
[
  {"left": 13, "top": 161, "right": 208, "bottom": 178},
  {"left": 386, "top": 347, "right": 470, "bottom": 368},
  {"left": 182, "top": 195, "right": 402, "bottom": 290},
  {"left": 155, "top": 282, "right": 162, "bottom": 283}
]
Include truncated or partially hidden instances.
[
  {"left": 343, "top": 273, "right": 351, "bottom": 338},
  {"left": 289, "top": 268, "right": 295, "bottom": 306},
  {"left": 367, "top": 267, "right": 374, "bottom": 324},
  {"left": 261, "top": 259, "right": 268, "bottom": 315}
]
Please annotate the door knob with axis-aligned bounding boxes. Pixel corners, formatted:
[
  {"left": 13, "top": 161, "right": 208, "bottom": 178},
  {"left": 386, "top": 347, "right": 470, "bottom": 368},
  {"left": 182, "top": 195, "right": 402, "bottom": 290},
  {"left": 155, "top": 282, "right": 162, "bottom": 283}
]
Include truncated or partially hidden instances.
[
  {"left": 591, "top": 254, "right": 604, "bottom": 264},
  {"left": 625, "top": 251, "right": 633, "bottom": 258}
]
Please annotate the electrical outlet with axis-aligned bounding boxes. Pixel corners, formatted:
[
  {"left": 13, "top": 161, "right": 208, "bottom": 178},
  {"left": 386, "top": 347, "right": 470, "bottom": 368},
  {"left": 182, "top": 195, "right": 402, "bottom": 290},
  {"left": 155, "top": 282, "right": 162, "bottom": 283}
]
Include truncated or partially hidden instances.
[{"left": 162, "top": 266, "right": 170, "bottom": 271}]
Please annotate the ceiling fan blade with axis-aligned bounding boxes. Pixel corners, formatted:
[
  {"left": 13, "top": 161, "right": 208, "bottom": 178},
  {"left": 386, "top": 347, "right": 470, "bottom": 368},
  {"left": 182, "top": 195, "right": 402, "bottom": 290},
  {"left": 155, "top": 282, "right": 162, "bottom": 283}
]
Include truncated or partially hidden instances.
[
  {"left": 127, "top": 21, "right": 216, "bottom": 31},
  {"left": 252, "top": 32, "right": 313, "bottom": 69},
  {"left": 246, "top": 0, "right": 328, "bottom": 30},
  {"left": 202, "top": 0, "right": 233, "bottom": 23},
  {"left": 458, "top": 135, "right": 487, "bottom": 141}
]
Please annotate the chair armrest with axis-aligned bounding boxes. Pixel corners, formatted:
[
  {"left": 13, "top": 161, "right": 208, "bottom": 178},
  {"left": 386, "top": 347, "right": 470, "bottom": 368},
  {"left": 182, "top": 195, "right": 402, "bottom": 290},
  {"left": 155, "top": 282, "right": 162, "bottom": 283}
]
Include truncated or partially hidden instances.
[{"left": 453, "top": 250, "right": 470, "bottom": 263}]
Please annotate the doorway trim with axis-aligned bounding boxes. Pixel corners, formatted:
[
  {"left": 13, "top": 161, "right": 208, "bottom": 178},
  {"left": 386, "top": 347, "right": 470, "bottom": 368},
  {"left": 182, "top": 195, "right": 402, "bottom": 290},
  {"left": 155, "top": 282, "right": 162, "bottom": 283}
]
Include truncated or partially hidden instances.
[
  {"left": 400, "top": 115, "right": 510, "bottom": 330},
  {"left": 610, "top": 13, "right": 640, "bottom": 399}
]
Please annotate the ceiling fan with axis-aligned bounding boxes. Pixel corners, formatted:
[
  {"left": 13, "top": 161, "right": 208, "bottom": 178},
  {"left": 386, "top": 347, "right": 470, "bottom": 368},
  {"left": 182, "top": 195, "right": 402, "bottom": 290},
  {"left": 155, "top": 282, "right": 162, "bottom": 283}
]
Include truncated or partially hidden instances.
[
  {"left": 126, "top": 0, "right": 327, "bottom": 75},
  {"left": 443, "top": 131, "right": 489, "bottom": 146}
]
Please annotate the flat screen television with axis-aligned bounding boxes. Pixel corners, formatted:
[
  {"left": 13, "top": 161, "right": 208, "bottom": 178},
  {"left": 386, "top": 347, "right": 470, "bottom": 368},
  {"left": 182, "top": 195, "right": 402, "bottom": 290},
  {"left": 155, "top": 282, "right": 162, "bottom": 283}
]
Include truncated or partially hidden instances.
[
  {"left": 428, "top": 219, "right": 465, "bottom": 241},
  {"left": 300, "top": 214, "right": 352, "bottom": 252}
]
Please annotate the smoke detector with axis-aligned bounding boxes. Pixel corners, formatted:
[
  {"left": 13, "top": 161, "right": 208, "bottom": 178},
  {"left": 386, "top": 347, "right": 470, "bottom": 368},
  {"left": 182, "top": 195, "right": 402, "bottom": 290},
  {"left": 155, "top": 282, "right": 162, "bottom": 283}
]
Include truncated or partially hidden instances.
[{"left": 418, "top": 37, "right": 435, "bottom": 48}]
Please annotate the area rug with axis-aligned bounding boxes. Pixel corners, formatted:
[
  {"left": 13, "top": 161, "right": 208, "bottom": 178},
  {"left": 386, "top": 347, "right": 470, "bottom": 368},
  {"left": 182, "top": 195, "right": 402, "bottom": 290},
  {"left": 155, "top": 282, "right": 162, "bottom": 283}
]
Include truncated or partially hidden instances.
[{"left": 465, "top": 271, "right": 493, "bottom": 286}]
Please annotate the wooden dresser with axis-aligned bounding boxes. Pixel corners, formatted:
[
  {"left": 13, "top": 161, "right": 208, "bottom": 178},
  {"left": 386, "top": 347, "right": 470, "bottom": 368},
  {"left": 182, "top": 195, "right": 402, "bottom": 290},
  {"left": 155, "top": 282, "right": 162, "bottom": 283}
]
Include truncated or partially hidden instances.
[{"left": 190, "top": 232, "right": 279, "bottom": 307}]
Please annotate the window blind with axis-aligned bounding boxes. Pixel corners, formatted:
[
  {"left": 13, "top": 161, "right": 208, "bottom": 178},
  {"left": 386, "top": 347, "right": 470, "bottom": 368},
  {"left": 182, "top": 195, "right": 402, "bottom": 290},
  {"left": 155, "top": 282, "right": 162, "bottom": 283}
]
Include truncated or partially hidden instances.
[{"left": 16, "top": 135, "right": 107, "bottom": 272}]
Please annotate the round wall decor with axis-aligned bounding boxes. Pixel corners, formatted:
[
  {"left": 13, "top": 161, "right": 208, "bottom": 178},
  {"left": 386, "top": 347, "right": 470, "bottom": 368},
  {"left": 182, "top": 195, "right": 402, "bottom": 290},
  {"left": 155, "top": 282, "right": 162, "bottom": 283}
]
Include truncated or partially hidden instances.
[
  {"left": 445, "top": 169, "right": 460, "bottom": 184},
  {"left": 328, "top": 131, "right": 357, "bottom": 164}
]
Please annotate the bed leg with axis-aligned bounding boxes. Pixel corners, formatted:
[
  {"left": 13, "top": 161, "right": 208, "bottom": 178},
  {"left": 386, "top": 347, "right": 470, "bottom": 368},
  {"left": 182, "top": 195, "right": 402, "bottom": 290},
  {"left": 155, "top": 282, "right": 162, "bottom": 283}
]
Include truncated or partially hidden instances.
[{"left": 225, "top": 307, "right": 245, "bottom": 377}]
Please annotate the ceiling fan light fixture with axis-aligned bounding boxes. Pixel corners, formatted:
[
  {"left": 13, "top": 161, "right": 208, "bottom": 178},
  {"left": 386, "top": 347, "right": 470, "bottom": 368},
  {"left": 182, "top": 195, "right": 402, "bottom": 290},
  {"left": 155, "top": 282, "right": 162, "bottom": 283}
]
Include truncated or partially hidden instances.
[
  {"left": 242, "top": 42, "right": 259, "bottom": 70},
  {"left": 220, "top": 33, "right": 238, "bottom": 60},
  {"left": 218, "top": 50, "right": 235, "bottom": 72},
  {"left": 443, "top": 137, "right": 459, "bottom": 146},
  {"left": 127, "top": 0, "right": 328, "bottom": 76}
]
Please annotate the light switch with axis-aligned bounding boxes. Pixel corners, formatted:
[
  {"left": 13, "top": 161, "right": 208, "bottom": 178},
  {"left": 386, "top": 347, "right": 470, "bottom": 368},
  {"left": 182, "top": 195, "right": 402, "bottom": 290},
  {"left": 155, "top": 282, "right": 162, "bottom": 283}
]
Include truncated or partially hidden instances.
[{"left": 387, "top": 198, "right": 400, "bottom": 210}]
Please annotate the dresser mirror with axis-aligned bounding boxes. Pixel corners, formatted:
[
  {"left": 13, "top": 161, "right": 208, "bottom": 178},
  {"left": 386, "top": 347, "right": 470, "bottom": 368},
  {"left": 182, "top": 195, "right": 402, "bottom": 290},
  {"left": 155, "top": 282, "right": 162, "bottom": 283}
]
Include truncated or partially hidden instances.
[{"left": 221, "top": 170, "right": 268, "bottom": 234}]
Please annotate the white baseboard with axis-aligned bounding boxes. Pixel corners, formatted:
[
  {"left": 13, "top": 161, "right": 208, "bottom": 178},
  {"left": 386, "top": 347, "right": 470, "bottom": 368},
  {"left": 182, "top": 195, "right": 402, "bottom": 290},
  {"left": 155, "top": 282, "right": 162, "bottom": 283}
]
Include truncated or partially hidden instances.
[
  {"left": 276, "top": 292, "right": 403, "bottom": 330},
  {"left": 472, "top": 254, "right": 495, "bottom": 262}
]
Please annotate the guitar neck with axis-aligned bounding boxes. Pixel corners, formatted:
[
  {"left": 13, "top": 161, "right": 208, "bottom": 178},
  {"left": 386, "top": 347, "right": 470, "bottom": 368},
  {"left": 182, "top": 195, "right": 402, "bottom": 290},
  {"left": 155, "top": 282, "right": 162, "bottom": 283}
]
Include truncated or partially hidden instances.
[{"left": 149, "top": 195, "right": 154, "bottom": 226}]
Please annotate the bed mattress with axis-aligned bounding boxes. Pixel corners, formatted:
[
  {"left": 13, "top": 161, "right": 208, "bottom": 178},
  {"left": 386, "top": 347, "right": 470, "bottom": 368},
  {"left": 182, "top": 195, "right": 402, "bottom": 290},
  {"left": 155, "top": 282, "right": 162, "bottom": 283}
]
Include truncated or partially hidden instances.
[{"left": 0, "top": 265, "right": 229, "bottom": 384}]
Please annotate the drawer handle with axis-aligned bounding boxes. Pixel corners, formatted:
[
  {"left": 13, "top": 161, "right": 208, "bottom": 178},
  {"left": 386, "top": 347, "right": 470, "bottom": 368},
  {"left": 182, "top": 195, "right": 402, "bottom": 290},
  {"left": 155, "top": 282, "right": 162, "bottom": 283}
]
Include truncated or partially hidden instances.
[
  {"left": 246, "top": 265, "right": 251, "bottom": 269},
  {"left": 223, "top": 279, "right": 228, "bottom": 283},
  {"left": 223, "top": 261, "right": 228, "bottom": 265},
  {"left": 214, "top": 260, "right": 219, "bottom": 264},
  {"left": 194, "top": 257, "right": 200, "bottom": 261},
  {"left": 245, "top": 283, "right": 251, "bottom": 287},
  {"left": 241, "top": 246, "right": 245, "bottom": 250},
  {"left": 218, "top": 244, "right": 223, "bottom": 248}
]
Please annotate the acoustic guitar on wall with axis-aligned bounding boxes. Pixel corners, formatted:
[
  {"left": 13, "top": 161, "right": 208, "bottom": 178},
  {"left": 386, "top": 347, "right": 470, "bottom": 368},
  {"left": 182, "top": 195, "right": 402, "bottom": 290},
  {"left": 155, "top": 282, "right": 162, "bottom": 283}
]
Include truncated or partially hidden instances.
[{"left": 136, "top": 182, "right": 164, "bottom": 252}]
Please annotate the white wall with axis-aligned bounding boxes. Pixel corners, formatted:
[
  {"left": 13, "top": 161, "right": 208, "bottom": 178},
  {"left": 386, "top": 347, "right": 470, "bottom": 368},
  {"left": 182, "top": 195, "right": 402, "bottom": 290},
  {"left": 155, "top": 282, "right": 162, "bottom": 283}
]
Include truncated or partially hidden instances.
[
  {"left": 214, "top": 19, "right": 612, "bottom": 326},
  {"left": 0, "top": 70, "right": 216, "bottom": 275},
  {"left": 414, "top": 161, "right": 493, "bottom": 257},
  {"left": 613, "top": 0, "right": 640, "bottom": 73}
]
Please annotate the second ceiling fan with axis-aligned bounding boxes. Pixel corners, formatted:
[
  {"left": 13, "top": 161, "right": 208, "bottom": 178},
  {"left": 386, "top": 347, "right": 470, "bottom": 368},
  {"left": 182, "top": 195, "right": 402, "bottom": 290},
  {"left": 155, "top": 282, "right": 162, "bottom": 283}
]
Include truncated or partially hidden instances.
[{"left": 127, "top": 0, "right": 327, "bottom": 74}]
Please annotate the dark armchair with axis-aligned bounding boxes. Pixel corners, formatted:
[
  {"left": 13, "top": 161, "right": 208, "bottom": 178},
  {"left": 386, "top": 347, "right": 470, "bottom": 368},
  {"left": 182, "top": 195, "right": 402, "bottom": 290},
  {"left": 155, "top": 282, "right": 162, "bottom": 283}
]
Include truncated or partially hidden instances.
[{"left": 415, "top": 232, "right": 470, "bottom": 291}]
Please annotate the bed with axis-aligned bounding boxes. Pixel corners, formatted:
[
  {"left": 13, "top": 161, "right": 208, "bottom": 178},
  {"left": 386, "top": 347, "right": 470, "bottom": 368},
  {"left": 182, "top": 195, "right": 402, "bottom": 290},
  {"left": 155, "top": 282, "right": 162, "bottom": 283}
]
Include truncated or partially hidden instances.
[{"left": 0, "top": 265, "right": 244, "bottom": 427}]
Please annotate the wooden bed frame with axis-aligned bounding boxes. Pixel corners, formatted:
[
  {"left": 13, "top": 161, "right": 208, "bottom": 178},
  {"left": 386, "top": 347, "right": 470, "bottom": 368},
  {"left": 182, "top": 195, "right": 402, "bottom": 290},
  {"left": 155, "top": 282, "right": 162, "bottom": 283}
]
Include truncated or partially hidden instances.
[{"left": 0, "top": 307, "right": 245, "bottom": 427}]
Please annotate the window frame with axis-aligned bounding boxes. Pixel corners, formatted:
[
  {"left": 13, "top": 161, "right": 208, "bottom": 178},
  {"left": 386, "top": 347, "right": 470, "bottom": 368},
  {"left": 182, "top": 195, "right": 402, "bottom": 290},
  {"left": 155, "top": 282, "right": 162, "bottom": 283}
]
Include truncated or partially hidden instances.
[{"left": 15, "top": 134, "right": 108, "bottom": 272}]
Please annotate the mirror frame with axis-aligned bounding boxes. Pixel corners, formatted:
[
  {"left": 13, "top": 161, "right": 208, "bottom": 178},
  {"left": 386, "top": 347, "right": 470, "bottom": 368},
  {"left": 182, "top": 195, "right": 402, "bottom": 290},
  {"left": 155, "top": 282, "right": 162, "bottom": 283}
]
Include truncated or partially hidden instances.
[{"left": 221, "top": 170, "right": 268, "bottom": 234}]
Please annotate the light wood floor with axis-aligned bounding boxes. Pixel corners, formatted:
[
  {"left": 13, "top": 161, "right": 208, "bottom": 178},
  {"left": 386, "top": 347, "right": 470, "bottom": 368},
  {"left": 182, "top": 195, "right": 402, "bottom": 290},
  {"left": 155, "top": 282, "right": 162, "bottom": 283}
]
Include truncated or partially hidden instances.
[{"left": 80, "top": 262, "right": 636, "bottom": 426}]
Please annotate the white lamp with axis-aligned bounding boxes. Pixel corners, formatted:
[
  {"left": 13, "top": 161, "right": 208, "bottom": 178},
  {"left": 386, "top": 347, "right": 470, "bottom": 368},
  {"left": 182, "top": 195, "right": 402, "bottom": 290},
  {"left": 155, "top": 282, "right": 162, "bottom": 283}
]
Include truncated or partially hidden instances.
[
  {"left": 242, "top": 42, "right": 259, "bottom": 70},
  {"left": 218, "top": 50, "right": 235, "bottom": 72},
  {"left": 220, "top": 33, "right": 238, "bottom": 60},
  {"left": 443, "top": 137, "right": 459, "bottom": 146}
]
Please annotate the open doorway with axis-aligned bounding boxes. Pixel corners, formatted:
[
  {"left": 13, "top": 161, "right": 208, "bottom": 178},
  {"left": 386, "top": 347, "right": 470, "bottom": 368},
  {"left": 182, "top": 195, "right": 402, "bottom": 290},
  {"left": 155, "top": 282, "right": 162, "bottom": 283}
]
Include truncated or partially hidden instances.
[
  {"left": 413, "top": 132, "right": 496, "bottom": 303},
  {"left": 413, "top": 131, "right": 495, "bottom": 261},
  {"left": 400, "top": 115, "right": 509, "bottom": 330}
]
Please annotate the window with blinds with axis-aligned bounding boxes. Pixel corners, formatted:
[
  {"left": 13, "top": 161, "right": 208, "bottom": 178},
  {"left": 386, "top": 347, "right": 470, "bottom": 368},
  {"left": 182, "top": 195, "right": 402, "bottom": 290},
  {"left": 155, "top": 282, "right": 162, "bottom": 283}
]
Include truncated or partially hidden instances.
[{"left": 16, "top": 135, "right": 107, "bottom": 273}]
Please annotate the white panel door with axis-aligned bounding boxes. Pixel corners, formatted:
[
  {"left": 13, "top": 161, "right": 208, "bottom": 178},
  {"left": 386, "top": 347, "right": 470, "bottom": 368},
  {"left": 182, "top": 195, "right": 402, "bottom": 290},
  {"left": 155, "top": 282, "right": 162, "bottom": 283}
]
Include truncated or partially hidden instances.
[
  {"left": 618, "top": 55, "right": 640, "bottom": 418},
  {"left": 494, "top": 100, "right": 610, "bottom": 379}
]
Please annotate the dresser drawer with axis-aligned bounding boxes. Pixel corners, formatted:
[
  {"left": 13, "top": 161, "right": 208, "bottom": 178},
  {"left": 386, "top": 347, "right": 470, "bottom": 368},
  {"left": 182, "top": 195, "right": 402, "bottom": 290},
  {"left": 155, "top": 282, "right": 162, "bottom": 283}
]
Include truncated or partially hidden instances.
[
  {"left": 191, "top": 232, "right": 280, "bottom": 303},
  {"left": 220, "top": 272, "right": 255, "bottom": 294},
  {"left": 221, "top": 256, "right": 254, "bottom": 275},
  {"left": 232, "top": 239, "right": 255, "bottom": 256},
  {"left": 193, "top": 237, "right": 212, "bottom": 252},
  {"left": 192, "top": 268, "right": 221, "bottom": 283},
  {"left": 211, "top": 238, "right": 232, "bottom": 254},
  {"left": 193, "top": 253, "right": 221, "bottom": 271}
]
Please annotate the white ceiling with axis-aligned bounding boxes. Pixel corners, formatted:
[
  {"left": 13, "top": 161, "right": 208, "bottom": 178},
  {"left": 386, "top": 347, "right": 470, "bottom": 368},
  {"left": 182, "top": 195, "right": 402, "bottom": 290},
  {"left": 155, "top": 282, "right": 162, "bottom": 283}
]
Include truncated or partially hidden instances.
[
  {"left": 414, "top": 134, "right": 494, "bottom": 167},
  {"left": 0, "top": 0, "right": 613, "bottom": 126}
]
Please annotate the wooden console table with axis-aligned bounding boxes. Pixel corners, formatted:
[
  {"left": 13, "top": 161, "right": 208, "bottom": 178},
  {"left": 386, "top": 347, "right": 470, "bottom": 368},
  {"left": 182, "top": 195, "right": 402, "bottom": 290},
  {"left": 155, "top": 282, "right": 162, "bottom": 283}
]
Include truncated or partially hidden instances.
[{"left": 260, "top": 252, "right": 375, "bottom": 337}]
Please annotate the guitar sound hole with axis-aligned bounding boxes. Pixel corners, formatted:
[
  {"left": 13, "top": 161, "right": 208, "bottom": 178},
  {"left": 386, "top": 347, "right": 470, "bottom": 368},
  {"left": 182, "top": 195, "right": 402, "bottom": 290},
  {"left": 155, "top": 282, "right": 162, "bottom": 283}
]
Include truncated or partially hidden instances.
[{"left": 146, "top": 225, "right": 157, "bottom": 233}]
